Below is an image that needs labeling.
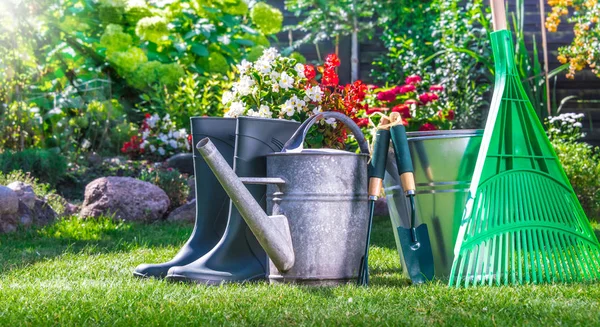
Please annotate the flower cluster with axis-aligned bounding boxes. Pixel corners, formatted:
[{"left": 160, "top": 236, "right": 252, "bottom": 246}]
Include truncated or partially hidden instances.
[
  {"left": 222, "top": 48, "right": 320, "bottom": 120},
  {"left": 546, "top": 112, "right": 586, "bottom": 142},
  {"left": 122, "top": 113, "right": 190, "bottom": 158},
  {"left": 360, "top": 74, "right": 453, "bottom": 132},
  {"left": 546, "top": 0, "right": 600, "bottom": 78}
]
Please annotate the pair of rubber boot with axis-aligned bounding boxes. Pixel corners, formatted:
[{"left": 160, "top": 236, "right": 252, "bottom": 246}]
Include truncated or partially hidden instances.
[{"left": 133, "top": 116, "right": 299, "bottom": 284}]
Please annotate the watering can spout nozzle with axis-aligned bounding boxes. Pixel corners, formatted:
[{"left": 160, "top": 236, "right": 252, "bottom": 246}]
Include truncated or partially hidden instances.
[{"left": 196, "top": 138, "right": 295, "bottom": 272}]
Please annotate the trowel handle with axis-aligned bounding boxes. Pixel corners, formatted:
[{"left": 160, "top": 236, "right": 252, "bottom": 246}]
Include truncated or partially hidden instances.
[
  {"left": 390, "top": 125, "right": 416, "bottom": 195},
  {"left": 368, "top": 126, "right": 391, "bottom": 198}
]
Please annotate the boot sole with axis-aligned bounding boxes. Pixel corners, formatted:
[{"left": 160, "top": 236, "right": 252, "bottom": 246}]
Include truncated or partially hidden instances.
[{"left": 166, "top": 273, "right": 266, "bottom": 285}]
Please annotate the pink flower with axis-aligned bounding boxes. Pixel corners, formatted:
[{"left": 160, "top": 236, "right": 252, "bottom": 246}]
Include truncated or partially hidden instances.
[
  {"left": 430, "top": 84, "right": 444, "bottom": 92},
  {"left": 446, "top": 110, "right": 455, "bottom": 121},
  {"left": 376, "top": 90, "right": 396, "bottom": 102},
  {"left": 405, "top": 99, "right": 419, "bottom": 106},
  {"left": 419, "top": 123, "right": 437, "bottom": 131},
  {"left": 419, "top": 92, "right": 439, "bottom": 104},
  {"left": 405, "top": 75, "right": 422, "bottom": 85},
  {"left": 392, "top": 104, "right": 411, "bottom": 118},
  {"left": 394, "top": 84, "right": 416, "bottom": 94}
]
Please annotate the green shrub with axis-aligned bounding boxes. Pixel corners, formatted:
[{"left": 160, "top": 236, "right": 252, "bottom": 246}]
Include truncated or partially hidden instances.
[
  {"left": 0, "top": 170, "right": 66, "bottom": 215},
  {"left": 0, "top": 149, "right": 67, "bottom": 186},
  {"left": 138, "top": 166, "right": 189, "bottom": 211},
  {"left": 547, "top": 113, "right": 600, "bottom": 220}
]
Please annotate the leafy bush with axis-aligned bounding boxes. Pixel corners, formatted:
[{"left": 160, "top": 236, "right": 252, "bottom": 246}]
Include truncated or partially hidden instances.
[
  {"left": 139, "top": 166, "right": 189, "bottom": 211},
  {"left": 547, "top": 113, "right": 600, "bottom": 220},
  {"left": 0, "top": 170, "right": 66, "bottom": 215},
  {"left": 0, "top": 149, "right": 67, "bottom": 186},
  {"left": 0, "top": 101, "right": 44, "bottom": 150},
  {"left": 371, "top": 0, "right": 492, "bottom": 129}
]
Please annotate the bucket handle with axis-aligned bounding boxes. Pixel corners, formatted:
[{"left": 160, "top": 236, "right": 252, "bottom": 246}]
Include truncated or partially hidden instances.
[{"left": 281, "top": 111, "right": 370, "bottom": 154}]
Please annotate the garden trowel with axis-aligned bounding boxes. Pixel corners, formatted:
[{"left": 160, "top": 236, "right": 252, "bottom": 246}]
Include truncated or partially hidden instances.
[{"left": 390, "top": 125, "right": 434, "bottom": 284}]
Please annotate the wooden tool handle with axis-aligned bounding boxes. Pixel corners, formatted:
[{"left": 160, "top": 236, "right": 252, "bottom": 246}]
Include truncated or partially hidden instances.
[{"left": 490, "top": 0, "right": 507, "bottom": 31}]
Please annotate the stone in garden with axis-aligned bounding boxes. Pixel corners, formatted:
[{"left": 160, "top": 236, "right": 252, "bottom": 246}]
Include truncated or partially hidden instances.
[
  {"left": 7, "top": 181, "right": 36, "bottom": 210},
  {"left": 17, "top": 201, "right": 33, "bottom": 227},
  {"left": 61, "top": 202, "right": 80, "bottom": 217},
  {"left": 187, "top": 177, "right": 195, "bottom": 201},
  {"left": 33, "top": 199, "right": 57, "bottom": 227},
  {"left": 167, "top": 199, "right": 196, "bottom": 223},
  {"left": 80, "top": 177, "right": 170, "bottom": 222},
  {"left": 0, "top": 185, "right": 19, "bottom": 215},
  {"left": 166, "top": 153, "right": 194, "bottom": 175},
  {"left": 0, "top": 185, "right": 20, "bottom": 233}
]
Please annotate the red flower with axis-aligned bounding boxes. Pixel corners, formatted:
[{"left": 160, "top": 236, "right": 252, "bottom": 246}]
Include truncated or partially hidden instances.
[
  {"left": 322, "top": 68, "right": 339, "bottom": 86},
  {"left": 405, "top": 74, "right": 422, "bottom": 85},
  {"left": 430, "top": 84, "right": 444, "bottom": 92},
  {"left": 366, "top": 107, "right": 386, "bottom": 115},
  {"left": 376, "top": 90, "right": 396, "bottom": 102},
  {"left": 354, "top": 117, "right": 369, "bottom": 127},
  {"left": 446, "top": 110, "right": 455, "bottom": 121},
  {"left": 419, "top": 123, "right": 437, "bottom": 131},
  {"left": 145, "top": 113, "right": 151, "bottom": 119},
  {"left": 395, "top": 84, "right": 416, "bottom": 94},
  {"left": 419, "top": 92, "right": 439, "bottom": 104},
  {"left": 392, "top": 104, "right": 411, "bottom": 118},
  {"left": 304, "top": 65, "right": 316, "bottom": 80},
  {"left": 325, "top": 54, "right": 341, "bottom": 68},
  {"left": 405, "top": 99, "right": 419, "bottom": 106}
]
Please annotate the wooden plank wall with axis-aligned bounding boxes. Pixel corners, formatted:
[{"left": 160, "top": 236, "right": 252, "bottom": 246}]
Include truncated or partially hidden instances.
[{"left": 269, "top": 0, "right": 600, "bottom": 144}]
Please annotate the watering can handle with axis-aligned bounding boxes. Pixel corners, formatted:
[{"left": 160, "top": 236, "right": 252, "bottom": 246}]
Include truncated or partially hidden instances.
[{"left": 281, "top": 111, "right": 370, "bottom": 154}]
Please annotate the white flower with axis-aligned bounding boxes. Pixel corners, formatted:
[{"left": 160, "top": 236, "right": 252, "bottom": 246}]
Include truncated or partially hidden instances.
[
  {"left": 260, "top": 48, "right": 279, "bottom": 63},
  {"left": 312, "top": 106, "right": 322, "bottom": 115},
  {"left": 325, "top": 118, "right": 337, "bottom": 128},
  {"left": 258, "top": 105, "right": 272, "bottom": 117},
  {"left": 81, "top": 139, "right": 91, "bottom": 149},
  {"left": 140, "top": 140, "right": 149, "bottom": 149},
  {"left": 272, "top": 83, "right": 280, "bottom": 93},
  {"left": 150, "top": 144, "right": 157, "bottom": 153},
  {"left": 305, "top": 85, "right": 324, "bottom": 102},
  {"left": 29, "top": 107, "right": 40, "bottom": 114},
  {"left": 169, "top": 139, "right": 178, "bottom": 148},
  {"left": 295, "top": 63, "right": 305, "bottom": 78},
  {"left": 142, "top": 130, "right": 150, "bottom": 139},
  {"left": 159, "top": 133, "right": 169, "bottom": 144},
  {"left": 279, "top": 72, "right": 294, "bottom": 89},
  {"left": 281, "top": 100, "right": 295, "bottom": 117},
  {"left": 269, "top": 71, "right": 280, "bottom": 81},
  {"left": 236, "top": 60, "right": 252, "bottom": 75},
  {"left": 225, "top": 101, "right": 246, "bottom": 117},
  {"left": 246, "top": 109, "right": 261, "bottom": 117},
  {"left": 158, "top": 147, "right": 166, "bottom": 156},
  {"left": 574, "top": 122, "right": 583, "bottom": 128},
  {"left": 255, "top": 59, "right": 272, "bottom": 74},
  {"left": 178, "top": 129, "right": 187, "bottom": 139},
  {"left": 233, "top": 75, "right": 255, "bottom": 96},
  {"left": 48, "top": 107, "right": 63, "bottom": 115},
  {"left": 222, "top": 91, "right": 235, "bottom": 105},
  {"left": 163, "top": 113, "right": 170, "bottom": 122},
  {"left": 218, "top": 35, "right": 231, "bottom": 45}
]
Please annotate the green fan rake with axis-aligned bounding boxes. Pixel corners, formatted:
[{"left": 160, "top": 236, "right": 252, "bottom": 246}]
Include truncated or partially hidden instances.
[{"left": 449, "top": 0, "right": 600, "bottom": 287}]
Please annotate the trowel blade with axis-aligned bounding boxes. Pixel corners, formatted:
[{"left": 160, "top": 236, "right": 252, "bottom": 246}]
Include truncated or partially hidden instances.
[{"left": 397, "top": 224, "right": 434, "bottom": 284}]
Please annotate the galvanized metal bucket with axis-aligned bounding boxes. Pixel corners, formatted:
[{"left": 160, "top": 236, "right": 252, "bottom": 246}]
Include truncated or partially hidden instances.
[
  {"left": 384, "top": 129, "right": 483, "bottom": 279},
  {"left": 266, "top": 112, "right": 370, "bottom": 285}
]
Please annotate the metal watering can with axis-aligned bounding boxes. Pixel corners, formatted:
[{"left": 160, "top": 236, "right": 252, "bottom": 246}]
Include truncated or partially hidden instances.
[{"left": 196, "top": 112, "right": 370, "bottom": 285}]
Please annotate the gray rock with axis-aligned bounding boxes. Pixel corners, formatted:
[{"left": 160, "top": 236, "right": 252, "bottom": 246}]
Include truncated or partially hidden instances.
[
  {"left": 7, "top": 181, "right": 36, "bottom": 210},
  {"left": 0, "top": 186, "right": 19, "bottom": 215},
  {"left": 34, "top": 199, "right": 57, "bottom": 227},
  {"left": 167, "top": 199, "right": 196, "bottom": 223},
  {"left": 17, "top": 200, "right": 33, "bottom": 227},
  {"left": 80, "top": 177, "right": 170, "bottom": 222},
  {"left": 166, "top": 153, "right": 194, "bottom": 175},
  {"left": 187, "top": 177, "right": 195, "bottom": 201},
  {"left": 0, "top": 213, "right": 18, "bottom": 233}
]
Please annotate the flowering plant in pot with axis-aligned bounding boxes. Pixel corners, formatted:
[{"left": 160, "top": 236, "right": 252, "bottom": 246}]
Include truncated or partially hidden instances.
[
  {"left": 222, "top": 49, "right": 367, "bottom": 148},
  {"left": 360, "top": 74, "right": 454, "bottom": 133},
  {"left": 122, "top": 113, "right": 190, "bottom": 159}
]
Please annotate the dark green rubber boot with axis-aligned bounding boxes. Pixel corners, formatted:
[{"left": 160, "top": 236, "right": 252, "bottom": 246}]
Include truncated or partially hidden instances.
[
  {"left": 133, "top": 117, "right": 236, "bottom": 278},
  {"left": 166, "top": 117, "right": 300, "bottom": 284}
]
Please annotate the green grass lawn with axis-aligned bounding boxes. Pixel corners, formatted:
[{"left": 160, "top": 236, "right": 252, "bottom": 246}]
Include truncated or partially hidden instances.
[{"left": 1, "top": 216, "right": 600, "bottom": 326}]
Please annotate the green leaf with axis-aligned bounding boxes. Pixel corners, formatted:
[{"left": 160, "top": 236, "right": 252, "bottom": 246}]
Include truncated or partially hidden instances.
[
  {"left": 184, "top": 30, "right": 199, "bottom": 40},
  {"left": 191, "top": 44, "right": 209, "bottom": 57},
  {"left": 234, "top": 39, "right": 254, "bottom": 47}
]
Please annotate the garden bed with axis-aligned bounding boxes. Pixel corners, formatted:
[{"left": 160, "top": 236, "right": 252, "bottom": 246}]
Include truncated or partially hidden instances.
[{"left": 1, "top": 216, "right": 599, "bottom": 326}]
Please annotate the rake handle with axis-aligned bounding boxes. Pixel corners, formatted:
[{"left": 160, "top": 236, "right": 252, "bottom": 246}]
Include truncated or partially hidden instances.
[{"left": 490, "top": 0, "right": 507, "bottom": 31}]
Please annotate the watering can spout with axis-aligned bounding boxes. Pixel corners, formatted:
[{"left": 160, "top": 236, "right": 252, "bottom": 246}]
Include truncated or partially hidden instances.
[{"left": 196, "top": 137, "right": 295, "bottom": 272}]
